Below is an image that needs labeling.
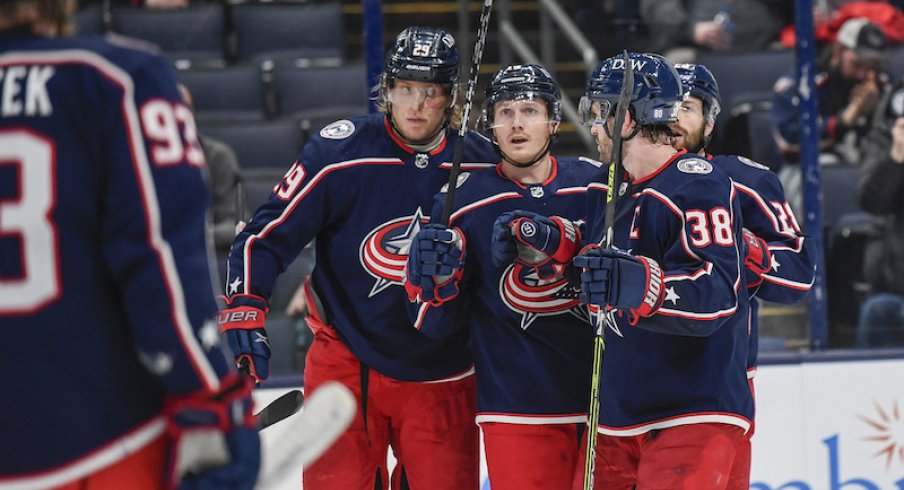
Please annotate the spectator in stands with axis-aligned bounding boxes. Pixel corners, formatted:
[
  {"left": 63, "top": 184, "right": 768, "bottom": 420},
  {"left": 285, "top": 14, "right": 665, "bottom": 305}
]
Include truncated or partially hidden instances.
[
  {"left": 638, "top": 0, "right": 791, "bottom": 61},
  {"left": 856, "top": 80, "right": 904, "bottom": 348},
  {"left": 772, "top": 17, "right": 890, "bottom": 167},
  {"left": 177, "top": 83, "right": 243, "bottom": 258}
]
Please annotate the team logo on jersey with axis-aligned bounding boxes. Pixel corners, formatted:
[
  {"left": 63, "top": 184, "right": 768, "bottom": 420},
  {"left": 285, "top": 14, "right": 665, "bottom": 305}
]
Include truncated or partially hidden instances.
[
  {"left": 677, "top": 158, "right": 713, "bottom": 174},
  {"left": 320, "top": 119, "right": 355, "bottom": 140},
  {"left": 415, "top": 153, "right": 430, "bottom": 169},
  {"left": 619, "top": 181, "right": 629, "bottom": 197},
  {"left": 529, "top": 186, "right": 544, "bottom": 198},
  {"left": 360, "top": 207, "right": 429, "bottom": 297},
  {"left": 440, "top": 171, "right": 470, "bottom": 193},
  {"left": 499, "top": 264, "right": 588, "bottom": 330},
  {"left": 738, "top": 156, "right": 770, "bottom": 171}
]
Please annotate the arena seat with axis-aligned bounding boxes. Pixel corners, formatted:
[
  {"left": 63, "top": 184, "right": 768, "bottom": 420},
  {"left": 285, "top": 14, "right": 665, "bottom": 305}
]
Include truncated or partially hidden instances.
[
  {"left": 201, "top": 119, "right": 304, "bottom": 170},
  {"left": 271, "top": 63, "right": 369, "bottom": 118},
  {"left": 178, "top": 64, "right": 270, "bottom": 122},
  {"left": 231, "top": 1, "right": 344, "bottom": 64},
  {"left": 110, "top": 5, "right": 226, "bottom": 63}
]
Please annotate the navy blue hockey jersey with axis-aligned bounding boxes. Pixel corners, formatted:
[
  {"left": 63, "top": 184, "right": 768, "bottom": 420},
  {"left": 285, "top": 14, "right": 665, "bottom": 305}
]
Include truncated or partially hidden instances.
[
  {"left": 585, "top": 151, "right": 754, "bottom": 435},
  {"left": 710, "top": 153, "right": 815, "bottom": 375},
  {"left": 413, "top": 157, "right": 607, "bottom": 423},
  {"left": 227, "top": 113, "right": 498, "bottom": 382},
  {"left": 0, "top": 32, "right": 232, "bottom": 485}
]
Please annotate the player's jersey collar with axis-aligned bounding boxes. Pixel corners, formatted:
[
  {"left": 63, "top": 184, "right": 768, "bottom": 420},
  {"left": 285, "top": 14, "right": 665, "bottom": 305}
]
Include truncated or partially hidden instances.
[
  {"left": 632, "top": 149, "right": 687, "bottom": 185},
  {"left": 495, "top": 156, "right": 558, "bottom": 190},
  {"left": 383, "top": 115, "right": 448, "bottom": 156}
]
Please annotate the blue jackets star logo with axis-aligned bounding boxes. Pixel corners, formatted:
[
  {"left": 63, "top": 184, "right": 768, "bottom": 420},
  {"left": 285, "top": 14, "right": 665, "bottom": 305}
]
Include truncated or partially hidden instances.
[{"left": 359, "top": 207, "right": 429, "bottom": 297}]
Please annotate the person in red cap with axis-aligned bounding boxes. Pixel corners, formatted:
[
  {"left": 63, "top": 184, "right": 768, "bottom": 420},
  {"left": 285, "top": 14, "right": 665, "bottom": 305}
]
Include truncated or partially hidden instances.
[{"left": 772, "top": 17, "right": 891, "bottom": 168}]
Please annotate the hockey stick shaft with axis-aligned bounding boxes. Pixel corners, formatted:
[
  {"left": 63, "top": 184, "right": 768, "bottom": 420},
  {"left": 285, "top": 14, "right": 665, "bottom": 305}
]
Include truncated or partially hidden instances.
[
  {"left": 583, "top": 50, "right": 634, "bottom": 490},
  {"left": 439, "top": 0, "right": 494, "bottom": 226}
]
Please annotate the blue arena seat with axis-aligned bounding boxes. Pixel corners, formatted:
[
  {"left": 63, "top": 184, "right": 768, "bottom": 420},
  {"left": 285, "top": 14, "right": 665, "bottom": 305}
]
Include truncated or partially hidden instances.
[
  {"left": 697, "top": 50, "right": 795, "bottom": 113},
  {"left": 231, "top": 1, "right": 345, "bottom": 63},
  {"left": 177, "top": 64, "right": 270, "bottom": 122},
  {"left": 110, "top": 5, "right": 226, "bottom": 63},
  {"left": 886, "top": 45, "right": 904, "bottom": 83},
  {"left": 746, "top": 107, "right": 783, "bottom": 171},
  {"left": 201, "top": 119, "right": 304, "bottom": 170},
  {"left": 272, "top": 63, "right": 369, "bottom": 119}
]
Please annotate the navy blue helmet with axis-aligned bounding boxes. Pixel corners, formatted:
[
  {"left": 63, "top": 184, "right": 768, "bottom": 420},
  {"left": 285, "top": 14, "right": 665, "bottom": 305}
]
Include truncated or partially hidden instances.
[
  {"left": 580, "top": 52, "right": 682, "bottom": 127},
  {"left": 384, "top": 26, "right": 461, "bottom": 85},
  {"left": 675, "top": 63, "right": 722, "bottom": 124},
  {"left": 484, "top": 64, "right": 562, "bottom": 127}
]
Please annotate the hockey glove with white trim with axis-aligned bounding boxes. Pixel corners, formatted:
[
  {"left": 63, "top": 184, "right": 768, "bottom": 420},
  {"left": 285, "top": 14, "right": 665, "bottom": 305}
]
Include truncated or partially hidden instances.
[
  {"left": 573, "top": 245, "right": 664, "bottom": 325},
  {"left": 491, "top": 210, "right": 582, "bottom": 279},
  {"left": 742, "top": 228, "right": 771, "bottom": 290},
  {"left": 405, "top": 224, "right": 466, "bottom": 306},
  {"left": 219, "top": 294, "right": 270, "bottom": 382},
  {"left": 166, "top": 374, "right": 260, "bottom": 490}
]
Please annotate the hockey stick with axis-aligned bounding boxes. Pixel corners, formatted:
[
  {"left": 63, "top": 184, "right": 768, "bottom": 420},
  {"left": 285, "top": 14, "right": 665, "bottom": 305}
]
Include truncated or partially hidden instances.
[
  {"left": 439, "top": 0, "right": 494, "bottom": 226},
  {"left": 582, "top": 50, "right": 633, "bottom": 490},
  {"left": 257, "top": 382, "right": 356, "bottom": 487},
  {"left": 256, "top": 388, "right": 304, "bottom": 431}
]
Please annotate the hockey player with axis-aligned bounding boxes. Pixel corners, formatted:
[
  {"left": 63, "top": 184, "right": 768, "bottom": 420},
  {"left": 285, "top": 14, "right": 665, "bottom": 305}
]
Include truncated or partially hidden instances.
[
  {"left": 570, "top": 53, "right": 753, "bottom": 488},
  {"left": 0, "top": 1, "right": 259, "bottom": 489},
  {"left": 405, "top": 64, "right": 605, "bottom": 490},
  {"left": 219, "top": 26, "right": 498, "bottom": 489},
  {"left": 673, "top": 63, "right": 815, "bottom": 489}
]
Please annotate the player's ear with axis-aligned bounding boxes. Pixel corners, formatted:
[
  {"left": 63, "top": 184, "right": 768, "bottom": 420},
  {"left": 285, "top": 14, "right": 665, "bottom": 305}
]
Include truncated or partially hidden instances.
[
  {"left": 621, "top": 109, "right": 635, "bottom": 138},
  {"left": 704, "top": 121, "right": 715, "bottom": 139}
]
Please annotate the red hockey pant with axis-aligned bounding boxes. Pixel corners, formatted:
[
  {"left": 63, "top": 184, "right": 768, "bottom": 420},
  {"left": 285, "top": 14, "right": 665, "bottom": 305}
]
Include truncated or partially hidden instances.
[
  {"left": 303, "top": 323, "right": 479, "bottom": 490},
  {"left": 573, "top": 423, "right": 747, "bottom": 490},
  {"left": 482, "top": 421, "right": 583, "bottom": 490}
]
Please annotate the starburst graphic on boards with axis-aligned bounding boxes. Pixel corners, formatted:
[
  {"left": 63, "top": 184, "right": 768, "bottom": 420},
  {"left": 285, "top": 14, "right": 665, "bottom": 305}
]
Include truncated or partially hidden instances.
[{"left": 859, "top": 400, "right": 904, "bottom": 470}]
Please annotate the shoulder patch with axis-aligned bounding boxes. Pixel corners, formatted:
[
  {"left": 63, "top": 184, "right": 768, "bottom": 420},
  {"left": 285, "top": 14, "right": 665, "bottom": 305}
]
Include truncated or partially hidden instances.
[
  {"left": 440, "top": 171, "right": 470, "bottom": 193},
  {"left": 738, "top": 156, "right": 770, "bottom": 171},
  {"left": 320, "top": 119, "right": 355, "bottom": 140},
  {"left": 676, "top": 158, "right": 713, "bottom": 175},
  {"left": 578, "top": 156, "right": 604, "bottom": 168}
]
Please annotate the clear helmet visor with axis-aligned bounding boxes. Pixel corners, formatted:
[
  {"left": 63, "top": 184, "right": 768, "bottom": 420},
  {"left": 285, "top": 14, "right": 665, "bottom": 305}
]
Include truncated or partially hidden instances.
[
  {"left": 484, "top": 93, "right": 556, "bottom": 129},
  {"left": 385, "top": 81, "right": 456, "bottom": 109},
  {"left": 578, "top": 97, "right": 613, "bottom": 127}
]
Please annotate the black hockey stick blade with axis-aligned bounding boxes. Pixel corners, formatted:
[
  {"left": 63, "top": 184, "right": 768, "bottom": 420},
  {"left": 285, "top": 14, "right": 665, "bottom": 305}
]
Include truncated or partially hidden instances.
[{"left": 256, "top": 389, "right": 305, "bottom": 431}]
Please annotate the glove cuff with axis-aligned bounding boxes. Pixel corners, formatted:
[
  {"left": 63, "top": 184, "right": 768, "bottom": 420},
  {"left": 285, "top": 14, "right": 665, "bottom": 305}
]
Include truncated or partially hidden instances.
[
  {"left": 628, "top": 256, "right": 664, "bottom": 325},
  {"left": 742, "top": 229, "right": 771, "bottom": 289},
  {"left": 219, "top": 305, "right": 266, "bottom": 332}
]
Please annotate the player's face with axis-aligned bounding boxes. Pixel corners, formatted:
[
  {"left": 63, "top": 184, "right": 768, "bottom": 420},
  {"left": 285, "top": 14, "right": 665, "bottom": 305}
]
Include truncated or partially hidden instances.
[
  {"left": 588, "top": 101, "right": 614, "bottom": 164},
  {"left": 388, "top": 80, "right": 452, "bottom": 143},
  {"left": 670, "top": 96, "right": 710, "bottom": 154},
  {"left": 491, "top": 99, "right": 555, "bottom": 165}
]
